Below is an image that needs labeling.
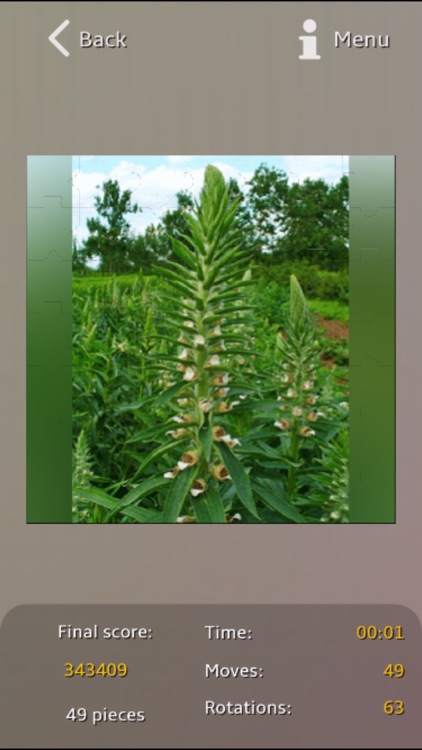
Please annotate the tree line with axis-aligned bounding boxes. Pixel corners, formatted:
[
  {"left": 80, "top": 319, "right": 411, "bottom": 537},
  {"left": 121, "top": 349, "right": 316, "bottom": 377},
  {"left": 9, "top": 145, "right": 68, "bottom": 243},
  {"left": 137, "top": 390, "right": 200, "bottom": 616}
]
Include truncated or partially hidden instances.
[{"left": 73, "top": 165, "right": 349, "bottom": 276}]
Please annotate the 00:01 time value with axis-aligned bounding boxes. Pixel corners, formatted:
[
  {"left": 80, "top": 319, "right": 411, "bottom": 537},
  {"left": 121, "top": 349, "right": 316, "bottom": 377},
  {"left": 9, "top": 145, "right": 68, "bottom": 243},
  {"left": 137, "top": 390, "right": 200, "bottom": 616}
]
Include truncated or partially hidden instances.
[
  {"left": 64, "top": 663, "right": 128, "bottom": 678},
  {"left": 356, "top": 626, "right": 404, "bottom": 641}
]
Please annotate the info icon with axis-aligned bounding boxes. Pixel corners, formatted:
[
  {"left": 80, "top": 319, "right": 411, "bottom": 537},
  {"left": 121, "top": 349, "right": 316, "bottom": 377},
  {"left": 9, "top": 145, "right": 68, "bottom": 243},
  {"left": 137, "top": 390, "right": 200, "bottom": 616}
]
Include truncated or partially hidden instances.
[{"left": 299, "top": 19, "right": 321, "bottom": 60}]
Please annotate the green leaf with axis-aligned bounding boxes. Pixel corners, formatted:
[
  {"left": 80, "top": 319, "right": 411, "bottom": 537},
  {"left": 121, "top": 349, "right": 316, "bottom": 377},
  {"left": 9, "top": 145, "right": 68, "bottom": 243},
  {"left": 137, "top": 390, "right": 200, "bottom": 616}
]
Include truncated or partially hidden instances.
[
  {"left": 198, "top": 421, "right": 213, "bottom": 461},
  {"left": 155, "top": 269, "right": 194, "bottom": 298},
  {"left": 126, "top": 424, "right": 173, "bottom": 444},
  {"left": 74, "top": 486, "right": 116, "bottom": 511},
  {"left": 236, "top": 428, "right": 286, "bottom": 444},
  {"left": 154, "top": 381, "right": 187, "bottom": 407},
  {"left": 210, "top": 246, "right": 248, "bottom": 276},
  {"left": 255, "top": 460, "right": 294, "bottom": 470},
  {"left": 234, "top": 400, "right": 279, "bottom": 413},
  {"left": 183, "top": 214, "right": 206, "bottom": 255},
  {"left": 162, "top": 465, "right": 198, "bottom": 523},
  {"left": 171, "top": 238, "right": 197, "bottom": 270},
  {"left": 104, "top": 476, "right": 171, "bottom": 522},
  {"left": 215, "top": 442, "right": 259, "bottom": 519},
  {"left": 290, "top": 275, "right": 311, "bottom": 330},
  {"left": 114, "top": 397, "right": 155, "bottom": 414},
  {"left": 252, "top": 478, "right": 305, "bottom": 523},
  {"left": 130, "top": 439, "right": 188, "bottom": 481},
  {"left": 256, "top": 508, "right": 291, "bottom": 524},
  {"left": 123, "top": 506, "right": 162, "bottom": 523},
  {"left": 193, "top": 484, "right": 226, "bottom": 523}
]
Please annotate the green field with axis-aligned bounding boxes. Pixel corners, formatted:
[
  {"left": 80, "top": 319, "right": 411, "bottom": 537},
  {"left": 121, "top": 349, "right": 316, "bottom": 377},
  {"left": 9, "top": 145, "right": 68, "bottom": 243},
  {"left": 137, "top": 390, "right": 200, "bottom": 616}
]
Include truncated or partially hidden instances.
[
  {"left": 72, "top": 271, "right": 349, "bottom": 524},
  {"left": 72, "top": 167, "right": 349, "bottom": 524}
]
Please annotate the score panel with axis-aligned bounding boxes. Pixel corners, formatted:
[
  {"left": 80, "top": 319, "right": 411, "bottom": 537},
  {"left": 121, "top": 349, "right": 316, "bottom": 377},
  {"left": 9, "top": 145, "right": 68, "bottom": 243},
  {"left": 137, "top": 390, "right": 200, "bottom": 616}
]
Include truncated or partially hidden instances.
[{"left": 0, "top": 604, "right": 420, "bottom": 748}]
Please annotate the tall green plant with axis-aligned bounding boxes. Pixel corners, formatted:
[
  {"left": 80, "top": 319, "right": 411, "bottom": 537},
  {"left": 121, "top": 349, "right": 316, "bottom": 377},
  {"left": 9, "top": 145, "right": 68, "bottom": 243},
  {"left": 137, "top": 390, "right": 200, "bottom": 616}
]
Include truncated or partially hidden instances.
[
  {"left": 156, "top": 165, "right": 257, "bottom": 523},
  {"left": 318, "top": 430, "right": 349, "bottom": 523},
  {"left": 275, "top": 276, "right": 322, "bottom": 503}
]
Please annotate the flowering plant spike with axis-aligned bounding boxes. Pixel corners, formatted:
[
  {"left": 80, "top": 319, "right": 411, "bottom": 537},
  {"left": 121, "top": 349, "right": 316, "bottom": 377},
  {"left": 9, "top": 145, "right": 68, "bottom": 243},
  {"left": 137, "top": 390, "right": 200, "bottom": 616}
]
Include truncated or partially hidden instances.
[{"left": 158, "top": 166, "right": 254, "bottom": 523}]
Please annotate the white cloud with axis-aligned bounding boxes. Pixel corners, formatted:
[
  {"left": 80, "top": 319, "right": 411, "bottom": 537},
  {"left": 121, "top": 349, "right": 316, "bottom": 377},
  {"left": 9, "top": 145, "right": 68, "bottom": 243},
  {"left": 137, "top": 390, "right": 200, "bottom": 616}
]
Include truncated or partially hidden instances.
[
  {"left": 283, "top": 155, "right": 348, "bottom": 185},
  {"left": 73, "top": 161, "right": 203, "bottom": 243},
  {"left": 167, "top": 155, "right": 196, "bottom": 164},
  {"left": 211, "top": 161, "right": 254, "bottom": 190},
  {"left": 72, "top": 156, "right": 347, "bottom": 245}
]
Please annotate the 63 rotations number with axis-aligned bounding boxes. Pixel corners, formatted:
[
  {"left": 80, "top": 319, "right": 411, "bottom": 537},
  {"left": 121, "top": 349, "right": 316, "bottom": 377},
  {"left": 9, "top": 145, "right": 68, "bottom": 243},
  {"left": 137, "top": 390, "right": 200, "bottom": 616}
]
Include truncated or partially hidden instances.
[
  {"left": 384, "top": 700, "right": 405, "bottom": 716},
  {"left": 64, "top": 663, "right": 128, "bottom": 678}
]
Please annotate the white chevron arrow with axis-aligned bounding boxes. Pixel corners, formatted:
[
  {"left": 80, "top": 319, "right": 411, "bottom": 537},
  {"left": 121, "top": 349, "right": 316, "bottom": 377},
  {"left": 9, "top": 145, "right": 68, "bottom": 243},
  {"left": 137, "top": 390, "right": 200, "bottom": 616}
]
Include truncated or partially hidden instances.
[{"left": 49, "top": 19, "right": 70, "bottom": 58}]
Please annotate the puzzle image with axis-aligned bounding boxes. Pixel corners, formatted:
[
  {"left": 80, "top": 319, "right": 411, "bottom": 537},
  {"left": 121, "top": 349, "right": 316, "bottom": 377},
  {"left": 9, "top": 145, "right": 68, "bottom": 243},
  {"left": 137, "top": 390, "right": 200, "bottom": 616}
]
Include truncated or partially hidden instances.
[{"left": 27, "top": 155, "right": 395, "bottom": 524}]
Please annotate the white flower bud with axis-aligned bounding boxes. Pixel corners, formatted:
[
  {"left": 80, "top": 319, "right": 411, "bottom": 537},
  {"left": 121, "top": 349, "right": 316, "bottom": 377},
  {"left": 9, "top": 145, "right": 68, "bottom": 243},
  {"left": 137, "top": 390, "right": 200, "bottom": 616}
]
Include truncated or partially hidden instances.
[
  {"left": 305, "top": 395, "right": 318, "bottom": 405},
  {"left": 184, "top": 367, "right": 197, "bottom": 381},
  {"left": 176, "top": 516, "right": 197, "bottom": 523},
  {"left": 199, "top": 399, "right": 213, "bottom": 413},
  {"left": 213, "top": 465, "right": 231, "bottom": 481},
  {"left": 306, "top": 411, "right": 318, "bottom": 422},
  {"left": 213, "top": 373, "right": 229, "bottom": 386},
  {"left": 274, "top": 419, "right": 290, "bottom": 431},
  {"left": 165, "top": 428, "right": 188, "bottom": 438},
  {"left": 164, "top": 467, "right": 179, "bottom": 479},
  {"left": 190, "top": 479, "right": 207, "bottom": 497},
  {"left": 300, "top": 426, "right": 315, "bottom": 437},
  {"left": 223, "top": 435, "right": 241, "bottom": 447}
]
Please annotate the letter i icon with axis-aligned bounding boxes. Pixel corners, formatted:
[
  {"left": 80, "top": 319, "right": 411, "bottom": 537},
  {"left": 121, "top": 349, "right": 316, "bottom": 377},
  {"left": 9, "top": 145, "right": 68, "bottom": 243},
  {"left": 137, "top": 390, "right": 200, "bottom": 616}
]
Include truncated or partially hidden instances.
[{"left": 299, "top": 19, "right": 321, "bottom": 60}]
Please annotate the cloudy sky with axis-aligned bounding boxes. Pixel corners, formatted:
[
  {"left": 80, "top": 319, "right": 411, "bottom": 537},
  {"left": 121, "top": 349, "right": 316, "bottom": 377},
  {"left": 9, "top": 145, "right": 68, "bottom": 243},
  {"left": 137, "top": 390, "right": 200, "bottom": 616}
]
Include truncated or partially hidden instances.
[{"left": 72, "top": 155, "right": 349, "bottom": 245}]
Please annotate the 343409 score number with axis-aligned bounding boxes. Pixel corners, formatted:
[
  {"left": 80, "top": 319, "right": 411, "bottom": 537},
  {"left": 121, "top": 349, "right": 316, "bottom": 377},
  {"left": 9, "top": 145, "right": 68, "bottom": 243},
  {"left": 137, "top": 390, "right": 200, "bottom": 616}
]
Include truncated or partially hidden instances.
[{"left": 64, "top": 663, "right": 128, "bottom": 678}]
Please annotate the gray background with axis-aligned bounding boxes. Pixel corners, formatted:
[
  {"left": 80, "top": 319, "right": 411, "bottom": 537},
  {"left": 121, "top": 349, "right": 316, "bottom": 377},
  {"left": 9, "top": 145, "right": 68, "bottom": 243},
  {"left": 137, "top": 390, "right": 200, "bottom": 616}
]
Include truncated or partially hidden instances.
[{"left": 0, "top": 0, "right": 419, "bottom": 708}]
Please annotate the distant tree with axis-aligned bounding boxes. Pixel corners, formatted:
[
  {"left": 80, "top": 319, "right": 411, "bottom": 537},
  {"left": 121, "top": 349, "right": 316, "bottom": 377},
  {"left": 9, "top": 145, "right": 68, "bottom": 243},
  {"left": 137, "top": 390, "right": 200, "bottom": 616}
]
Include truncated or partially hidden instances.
[
  {"left": 246, "top": 166, "right": 290, "bottom": 258},
  {"left": 72, "top": 237, "right": 88, "bottom": 274},
  {"left": 127, "top": 233, "right": 155, "bottom": 274},
  {"left": 154, "top": 191, "right": 194, "bottom": 263},
  {"left": 246, "top": 166, "right": 348, "bottom": 269},
  {"left": 83, "top": 180, "right": 140, "bottom": 274},
  {"left": 280, "top": 175, "right": 349, "bottom": 268}
]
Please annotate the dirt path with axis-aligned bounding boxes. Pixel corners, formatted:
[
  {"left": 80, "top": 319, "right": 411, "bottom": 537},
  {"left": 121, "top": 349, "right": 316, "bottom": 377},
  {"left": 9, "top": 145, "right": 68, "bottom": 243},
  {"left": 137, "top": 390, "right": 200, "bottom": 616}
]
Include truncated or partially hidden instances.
[{"left": 314, "top": 315, "right": 349, "bottom": 340}]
